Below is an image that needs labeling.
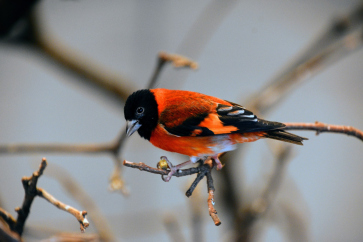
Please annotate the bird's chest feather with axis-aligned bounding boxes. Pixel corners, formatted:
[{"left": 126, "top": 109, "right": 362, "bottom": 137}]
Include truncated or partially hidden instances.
[{"left": 149, "top": 124, "right": 262, "bottom": 157}]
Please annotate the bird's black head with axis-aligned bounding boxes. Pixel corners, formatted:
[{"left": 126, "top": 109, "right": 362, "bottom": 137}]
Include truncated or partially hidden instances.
[{"left": 124, "top": 89, "right": 158, "bottom": 140}]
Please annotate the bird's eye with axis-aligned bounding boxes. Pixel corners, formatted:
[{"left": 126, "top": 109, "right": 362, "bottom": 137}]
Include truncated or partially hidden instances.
[{"left": 136, "top": 107, "right": 144, "bottom": 114}]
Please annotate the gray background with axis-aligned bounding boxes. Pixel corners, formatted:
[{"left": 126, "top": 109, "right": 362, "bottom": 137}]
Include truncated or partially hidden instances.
[{"left": 1, "top": 0, "right": 363, "bottom": 241}]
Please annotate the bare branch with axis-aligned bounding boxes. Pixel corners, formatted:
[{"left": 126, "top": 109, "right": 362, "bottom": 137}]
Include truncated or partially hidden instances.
[
  {"left": 207, "top": 189, "right": 220, "bottom": 226},
  {"left": 0, "top": 208, "right": 16, "bottom": 231},
  {"left": 0, "top": 143, "right": 115, "bottom": 155},
  {"left": 159, "top": 51, "right": 198, "bottom": 70},
  {"left": 0, "top": 220, "right": 21, "bottom": 242},
  {"left": 284, "top": 121, "right": 363, "bottom": 141},
  {"left": 37, "top": 188, "right": 89, "bottom": 232},
  {"left": 1, "top": 158, "right": 89, "bottom": 238},
  {"left": 124, "top": 158, "right": 222, "bottom": 226},
  {"left": 32, "top": 11, "right": 136, "bottom": 104},
  {"left": 206, "top": 164, "right": 221, "bottom": 226},
  {"left": 43, "top": 233, "right": 100, "bottom": 242},
  {"left": 14, "top": 158, "right": 47, "bottom": 235},
  {"left": 220, "top": 5, "right": 363, "bottom": 241},
  {"left": 186, "top": 163, "right": 210, "bottom": 197},
  {"left": 247, "top": 4, "right": 363, "bottom": 114}
]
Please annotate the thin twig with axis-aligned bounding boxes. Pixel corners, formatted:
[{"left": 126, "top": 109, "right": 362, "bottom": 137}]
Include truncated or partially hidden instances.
[
  {"left": 205, "top": 161, "right": 221, "bottom": 226},
  {"left": 207, "top": 190, "right": 220, "bottom": 226},
  {"left": 37, "top": 188, "right": 89, "bottom": 232},
  {"left": 0, "top": 143, "right": 115, "bottom": 154},
  {"left": 284, "top": 121, "right": 363, "bottom": 141},
  {"left": 185, "top": 164, "right": 210, "bottom": 197},
  {"left": 159, "top": 51, "right": 198, "bottom": 70}
]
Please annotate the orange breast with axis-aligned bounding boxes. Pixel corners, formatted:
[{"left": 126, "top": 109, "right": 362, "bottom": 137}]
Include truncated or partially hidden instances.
[{"left": 149, "top": 124, "right": 264, "bottom": 157}]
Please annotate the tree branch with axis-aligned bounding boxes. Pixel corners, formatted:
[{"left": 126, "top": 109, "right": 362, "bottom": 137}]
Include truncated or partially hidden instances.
[
  {"left": 123, "top": 160, "right": 200, "bottom": 177},
  {"left": 0, "top": 158, "right": 89, "bottom": 238},
  {"left": 0, "top": 143, "right": 116, "bottom": 154},
  {"left": 284, "top": 121, "right": 363, "bottom": 141},
  {"left": 124, "top": 158, "right": 222, "bottom": 226},
  {"left": 36, "top": 188, "right": 89, "bottom": 232},
  {"left": 0, "top": 208, "right": 16, "bottom": 231},
  {"left": 14, "top": 158, "right": 47, "bottom": 235}
]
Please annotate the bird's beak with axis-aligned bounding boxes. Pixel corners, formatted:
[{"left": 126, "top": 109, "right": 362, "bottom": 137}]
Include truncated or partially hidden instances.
[{"left": 126, "top": 120, "right": 142, "bottom": 137}]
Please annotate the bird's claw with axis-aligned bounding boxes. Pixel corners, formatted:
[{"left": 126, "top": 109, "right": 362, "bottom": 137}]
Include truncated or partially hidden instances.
[
  {"left": 216, "top": 163, "right": 223, "bottom": 170},
  {"left": 212, "top": 156, "right": 224, "bottom": 170},
  {"left": 160, "top": 156, "right": 178, "bottom": 182}
]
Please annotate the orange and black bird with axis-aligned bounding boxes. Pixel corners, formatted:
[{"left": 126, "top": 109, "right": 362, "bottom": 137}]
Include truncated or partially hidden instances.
[{"left": 124, "top": 88, "right": 307, "bottom": 181}]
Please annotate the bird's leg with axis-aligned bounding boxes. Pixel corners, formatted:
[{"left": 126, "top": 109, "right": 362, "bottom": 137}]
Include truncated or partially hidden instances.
[
  {"left": 161, "top": 156, "right": 192, "bottom": 182},
  {"left": 211, "top": 155, "right": 223, "bottom": 170}
]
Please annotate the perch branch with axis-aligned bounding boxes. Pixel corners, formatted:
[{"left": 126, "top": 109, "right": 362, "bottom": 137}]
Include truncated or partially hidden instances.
[
  {"left": 123, "top": 160, "right": 200, "bottom": 177},
  {"left": 284, "top": 121, "right": 363, "bottom": 141},
  {"left": 124, "top": 158, "right": 222, "bottom": 225}
]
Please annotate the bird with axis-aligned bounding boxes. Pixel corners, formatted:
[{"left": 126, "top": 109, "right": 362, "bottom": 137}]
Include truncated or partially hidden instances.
[{"left": 124, "top": 88, "right": 307, "bottom": 181}]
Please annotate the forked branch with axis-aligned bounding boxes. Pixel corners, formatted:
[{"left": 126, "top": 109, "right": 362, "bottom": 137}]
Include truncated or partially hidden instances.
[
  {"left": 0, "top": 158, "right": 89, "bottom": 239},
  {"left": 123, "top": 158, "right": 221, "bottom": 226}
]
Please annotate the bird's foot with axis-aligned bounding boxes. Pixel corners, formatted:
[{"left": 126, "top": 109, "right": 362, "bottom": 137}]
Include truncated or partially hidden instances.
[
  {"left": 212, "top": 156, "right": 224, "bottom": 170},
  {"left": 160, "top": 156, "right": 191, "bottom": 182}
]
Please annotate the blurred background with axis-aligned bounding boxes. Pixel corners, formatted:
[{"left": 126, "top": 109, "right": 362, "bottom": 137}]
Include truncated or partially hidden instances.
[{"left": 1, "top": 0, "right": 363, "bottom": 241}]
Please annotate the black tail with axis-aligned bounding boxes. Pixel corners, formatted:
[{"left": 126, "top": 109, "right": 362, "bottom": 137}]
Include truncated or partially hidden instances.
[{"left": 264, "top": 129, "right": 308, "bottom": 145}]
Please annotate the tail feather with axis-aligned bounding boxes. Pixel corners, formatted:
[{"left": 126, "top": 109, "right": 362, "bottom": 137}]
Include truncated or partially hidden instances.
[{"left": 264, "top": 129, "right": 308, "bottom": 145}]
